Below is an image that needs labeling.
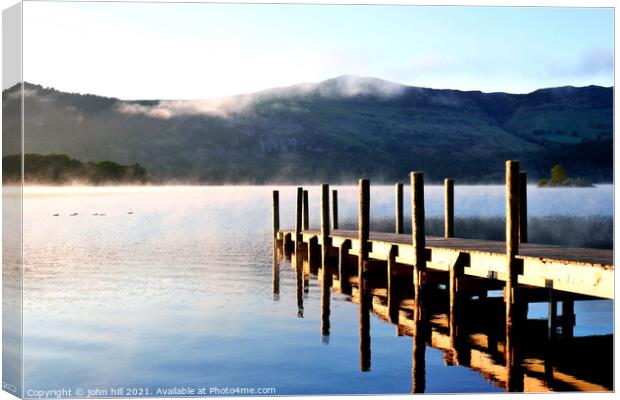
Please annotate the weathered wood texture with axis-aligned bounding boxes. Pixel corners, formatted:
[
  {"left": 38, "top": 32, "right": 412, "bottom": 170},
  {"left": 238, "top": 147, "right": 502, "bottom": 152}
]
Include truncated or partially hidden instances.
[
  {"left": 332, "top": 189, "right": 339, "bottom": 230},
  {"left": 395, "top": 183, "right": 404, "bottom": 234},
  {"left": 444, "top": 178, "right": 454, "bottom": 238},
  {"left": 272, "top": 190, "right": 280, "bottom": 239},
  {"left": 303, "top": 189, "right": 309, "bottom": 231},
  {"left": 519, "top": 172, "right": 528, "bottom": 244}
]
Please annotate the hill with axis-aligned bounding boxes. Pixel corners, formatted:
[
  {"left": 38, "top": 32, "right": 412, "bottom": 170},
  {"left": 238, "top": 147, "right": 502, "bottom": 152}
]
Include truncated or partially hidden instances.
[
  {"left": 2, "top": 76, "right": 612, "bottom": 183},
  {"left": 2, "top": 153, "right": 148, "bottom": 185}
]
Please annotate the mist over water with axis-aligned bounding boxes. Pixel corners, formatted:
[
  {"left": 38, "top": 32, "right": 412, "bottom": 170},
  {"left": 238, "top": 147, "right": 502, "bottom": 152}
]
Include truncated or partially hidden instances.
[
  {"left": 294, "top": 184, "right": 613, "bottom": 249},
  {"left": 16, "top": 185, "right": 612, "bottom": 395}
]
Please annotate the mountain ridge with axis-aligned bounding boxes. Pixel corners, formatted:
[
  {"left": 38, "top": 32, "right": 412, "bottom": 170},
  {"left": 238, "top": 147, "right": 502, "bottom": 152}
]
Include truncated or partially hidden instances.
[{"left": 2, "top": 77, "right": 613, "bottom": 184}]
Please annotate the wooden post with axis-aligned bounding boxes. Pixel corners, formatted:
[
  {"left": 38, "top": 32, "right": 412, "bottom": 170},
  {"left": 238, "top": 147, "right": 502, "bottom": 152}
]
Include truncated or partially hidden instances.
[
  {"left": 505, "top": 160, "right": 523, "bottom": 392},
  {"left": 272, "top": 190, "right": 280, "bottom": 240},
  {"left": 320, "top": 184, "right": 331, "bottom": 342},
  {"left": 295, "top": 187, "right": 303, "bottom": 245},
  {"left": 332, "top": 189, "right": 339, "bottom": 230},
  {"left": 545, "top": 288, "right": 557, "bottom": 383},
  {"left": 547, "top": 289, "right": 557, "bottom": 341},
  {"left": 358, "top": 179, "right": 370, "bottom": 293},
  {"left": 283, "top": 232, "right": 292, "bottom": 253},
  {"left": 519, "top": 172, "right": 527, "bottom": 244},
  {"left": 338, "top": 240, "right": 352, "bottom": 294},
  {"left": 359, "top": 179, "right": 371, "bottom": 371},
  {"left": 308, "top": 236, "right": 319, "bottom": 267},
  {"left": 444, "top": 178, "right": 454, "bottom": 238},
  {"left": 449, "top": 253, "right": 466, "bottom": 362},
  {"left": 321, "top": 184, "right": 331, "bottom": 253},
  {"left": 303, "top": 189, "right": 309, "bottom": 231},
  {"left": 411, "top": 172, "right": 426, "bottom": 321},
  {"left": 387, "top": 245, "right": 399, "bottom": 323},
  {"left": 505, "top": 160, "right": 520, "bottom": 320},
  {"left": 395, "top": 183, "right": 404, "bottom": 234},
  {"left": 562, "top": 299, "right": 575, "bottom": 339},
  {"left": 410, "top": 171, "right": 427, "bottom": 392}
]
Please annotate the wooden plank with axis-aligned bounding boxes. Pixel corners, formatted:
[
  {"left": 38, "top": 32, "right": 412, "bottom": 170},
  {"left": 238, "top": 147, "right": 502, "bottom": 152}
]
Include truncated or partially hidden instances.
[{"left": 277, "top": 229, "right": 613, "bottom": 299}]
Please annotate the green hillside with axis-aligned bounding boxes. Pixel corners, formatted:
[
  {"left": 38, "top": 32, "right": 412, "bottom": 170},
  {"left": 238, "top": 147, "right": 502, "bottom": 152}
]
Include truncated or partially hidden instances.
[{"left": 2, "top": 76, "right": 612, "bottom": 183}]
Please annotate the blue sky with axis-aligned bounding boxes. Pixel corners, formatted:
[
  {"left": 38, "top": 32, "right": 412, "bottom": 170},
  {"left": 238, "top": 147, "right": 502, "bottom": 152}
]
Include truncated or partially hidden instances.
[{"left": 23, "top": 2, "right": 613, "bottom": 99}]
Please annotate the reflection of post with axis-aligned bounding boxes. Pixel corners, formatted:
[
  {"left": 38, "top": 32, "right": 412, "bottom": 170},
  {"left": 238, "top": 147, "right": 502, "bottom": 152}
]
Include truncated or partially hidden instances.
[
  {"left": 294, "top": 247, "right": 304, "bottom": 318},
  {"left": 272, "top": 242, "right": 280, "bottom": 301},
  {"left": 360, "top": 286, "right": 371, "bottom": 371},
  {"left": 320, "top": 184, "right": 331, "bottom": 342},
  {"left": 411, "top": 172, "right": 426, "bottom": 321},
  {"left": 272, "top": 190, "right": 280, "bottom": 240},
  {"left": 562, "top": 298, "right": 575, "bottom": 339},
  {"left": 303, "top": 189, "right": 309, "bottom": 231},
  {"left": 444, "top": 178, "right": 454, "bottom": 238},
  {"left": 305, "top": 237, "right": 317, "bottom": 294},
  {"left": 387, "top": 245, "right": 399, "bottom": 323},
  {"left": 505, "top": 302, "right": 526, "bottom": 392},
  {"left": 449, "top": 253, "right": 466, "bottom": 365},
  {"left": 395, "top": 183, "right": 403, "bottom": 234},
  {"left": 332, "top": 189, "right": 339, "bottom": 230},
  {"left": 505, "top": 160, "right": 524, "bottom": 392},
  {"left": 519, "top": 172, "right": 528, "bottom": 244},
  {"left": 359, "top": 179, "right": 371, "bottom": 371},
  {"left": 338, "top": 240, "right": 352, "bottom": 294},
  {"left": 411, "top": 318, "right": 426, "bottom": 393}
]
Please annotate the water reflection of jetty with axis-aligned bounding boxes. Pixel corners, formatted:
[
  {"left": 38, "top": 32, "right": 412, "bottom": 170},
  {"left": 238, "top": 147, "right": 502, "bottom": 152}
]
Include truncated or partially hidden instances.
[{"left": 271, "top": 160, "right": 613, "bottom": 393}]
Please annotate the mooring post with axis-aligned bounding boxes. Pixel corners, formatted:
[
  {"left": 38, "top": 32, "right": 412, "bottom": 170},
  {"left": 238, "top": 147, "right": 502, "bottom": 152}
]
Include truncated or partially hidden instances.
[
  {"left": 519, "top": 172, "right": 527, "bottom": 244},
  {"left": 410, "top": 171, "right": 427, "bottom": 392},
  {"left": 358, "top": 179, "right": 370, "bottom": 295},
  {"left": 272, "top": 190, "right": 280, "bottom": 240},
  {"left": 449, "top": 253, "right": 466, "bottom": 358},
  {"left": 332, "top": 189, "right": 339, "bottom": 230},
  {"left": 395, "top": 183, "right": 404, "bottom": 234},
  {"left": 295, "top": 187, "right": 303, "bottom": 247},
  {"left": 411, "top": 172, "right": 426, "bottom": 320},
  {"left": 387, "top": 245, "right": 399, "bottom": 323},
  {"left": 505, "top": 160, "right": 524, "bottom": 392},
  {"left": 358, "top": 179, "right": 371, "bottom": 371},
  {"left": 505, "top": 160, "right": 520, "bottom": 322},
  {"left": 338, "top": 240, "right": 352, "bottom": 294},
  {"left": 321, "top": 184, "right": 331, "bottom": 266},
  {"left": 320, "top": 184, "right": 332, "bottom": 341},
  {"left": 303, "top": 189, "right": 309, "bottom": 231},
  {"left": 444, "top": 178, "right": 454, "bottom": 238}
]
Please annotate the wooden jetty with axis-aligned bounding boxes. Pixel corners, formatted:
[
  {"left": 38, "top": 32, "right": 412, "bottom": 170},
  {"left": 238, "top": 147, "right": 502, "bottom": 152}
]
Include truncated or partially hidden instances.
[{"left": 271, "top": 160, "right": 613, "bottom": 393}]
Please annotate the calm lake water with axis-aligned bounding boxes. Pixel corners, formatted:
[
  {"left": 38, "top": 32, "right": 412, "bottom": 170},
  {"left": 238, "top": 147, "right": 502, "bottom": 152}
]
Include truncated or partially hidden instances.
[{"left": 9, "top": 185, "right": 614, "bottom": 395}]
